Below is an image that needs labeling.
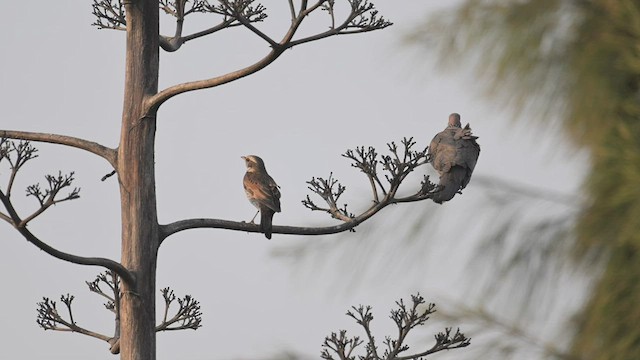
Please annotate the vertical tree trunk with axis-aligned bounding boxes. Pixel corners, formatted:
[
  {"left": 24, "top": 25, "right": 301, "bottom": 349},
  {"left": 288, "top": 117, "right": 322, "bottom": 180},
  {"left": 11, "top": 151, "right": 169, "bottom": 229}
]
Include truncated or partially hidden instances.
[{"left": 118, "top": 1, "right": 160, "bottom": 360}]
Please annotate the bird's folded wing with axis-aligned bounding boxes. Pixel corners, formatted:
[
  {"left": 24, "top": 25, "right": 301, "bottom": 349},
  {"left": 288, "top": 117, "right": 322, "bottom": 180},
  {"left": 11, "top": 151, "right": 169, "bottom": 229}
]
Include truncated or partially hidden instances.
[{"left": 245, "top": 173, "right": 281, "bottom": 212}]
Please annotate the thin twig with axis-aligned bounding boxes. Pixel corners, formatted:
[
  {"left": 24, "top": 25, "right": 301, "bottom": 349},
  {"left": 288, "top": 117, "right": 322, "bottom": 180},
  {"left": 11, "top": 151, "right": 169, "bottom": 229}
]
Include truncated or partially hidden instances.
[
  {"left": 322, "top": 294, "right": 470, "bottom": 360},
  {"left": 37, "top": 296, "right": 112, "bottom": 342}
]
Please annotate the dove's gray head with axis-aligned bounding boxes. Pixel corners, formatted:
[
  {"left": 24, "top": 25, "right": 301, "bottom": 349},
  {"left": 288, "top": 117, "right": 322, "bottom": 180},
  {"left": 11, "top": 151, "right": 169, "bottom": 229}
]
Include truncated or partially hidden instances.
[{"left": 448, "top": 113, "right": 461, "bottom": 128}]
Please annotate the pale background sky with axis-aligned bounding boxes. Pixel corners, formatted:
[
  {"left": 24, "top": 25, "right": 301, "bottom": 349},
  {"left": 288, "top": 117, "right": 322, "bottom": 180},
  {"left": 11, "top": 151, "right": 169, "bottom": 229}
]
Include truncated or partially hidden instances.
[{"left": 1, "top": 2, "right": 588, "bottom": 359}]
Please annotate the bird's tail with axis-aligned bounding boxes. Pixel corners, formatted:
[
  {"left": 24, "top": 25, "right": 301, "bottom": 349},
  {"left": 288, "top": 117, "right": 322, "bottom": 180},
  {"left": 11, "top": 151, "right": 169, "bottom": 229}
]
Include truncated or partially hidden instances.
[
  {"left": 260, "top": 208, "right": 275, "bottom": 239},
  {"left": 432, "top": 167, "right": 466, "bottom": 204}
]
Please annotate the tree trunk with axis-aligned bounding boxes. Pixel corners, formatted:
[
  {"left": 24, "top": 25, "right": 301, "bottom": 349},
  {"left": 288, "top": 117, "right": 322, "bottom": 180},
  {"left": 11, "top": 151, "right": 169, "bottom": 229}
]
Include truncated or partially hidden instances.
[{"left": 118, "top": 1, "right": 160, "bottom": 360}]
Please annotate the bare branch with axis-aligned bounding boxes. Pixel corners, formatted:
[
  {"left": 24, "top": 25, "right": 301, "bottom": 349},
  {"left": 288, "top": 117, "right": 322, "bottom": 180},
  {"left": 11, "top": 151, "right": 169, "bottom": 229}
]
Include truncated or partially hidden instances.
[
  {"left": 37, "top": 272, "right": 125, "bottom": 354},
  {"left": 36, "top": 296, "right": 112, "bottom": 342},
  {"left": 215, "top": 0, "right": 274, "bottom": 46},
  {"left": 22, "top": 171, "right": 81, "bottom": 226},
  {"left": 160, "top": 137, "right": 437, "bottom": 242},
  {"left": 144, "top": 0, "right": 390, "bottom": 114},
  {"left": 395, "top": 328, "right": 471, "bottom": 360},
  {"left": 343, "top": 146, "right": 386, "bottom": 200},
  {"left": 159, "top": 200, "right": 381, "bottom": 241},
  {"left": 287, "top": 0, "right": 392, "bottom": 48},
  {"left": 322, "top": 294, "right": 470, "bottom": 360},
  {"left": 179, "top": 18, "right": 240, "bottom": 43},
  {"left": 288, "top": 0, "right": 296, "bottom": 21},
  {"left": 0, "top": 211, "right": 10, "bottom": 224},
  {"left": 101, "top": 170, "right": 117, "bottom": 182},
  {"left": 156, "top": 288, "right": 203, "bottom": 331},
  {"left": 0, "top": 131, "right": 117, "bottom": 168},
  {"left": 144, "top": 48, "right": 285, "bottom": 115},
  {"left": 86, "top": 271, "right": 119, "bottom": 312},
  {"left": 0, "top": 142, "right": 133, "bottom": 285},
  {"left": 0, "top": 195, "right": 135, "bottom": 285},
  {"left": 322, "top": 330, "right": 364, "bottom": 360},
  {"left": 91, "top": 0, "right": 126, "bottom": 30},
  {"left": 38, "top": 272, "right": 204, "bottom": 354},
  {"left": 4, "top": 140, "right": 39, "bottom": 197},
  {"left": 302, "top": 173, "right": 354, "bottom": 222},
  {"left": 321, "top": 1, "right": 337, "bottom": 29},
  {"left": 157, "top": 0, "right": 268, "bottom": 51},
  {"left": 86, "top": 271, "right": 122, "bottom": 354},
  {"left": 305, "top": 137, "right": 434, "bottom": 222}
]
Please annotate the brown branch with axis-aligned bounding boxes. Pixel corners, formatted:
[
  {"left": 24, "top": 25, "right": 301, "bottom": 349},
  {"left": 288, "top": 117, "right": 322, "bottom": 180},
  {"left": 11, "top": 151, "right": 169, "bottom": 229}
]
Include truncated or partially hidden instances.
[
  {"left": 36, "top": 295, "right": 113, "bottom": 343},
  {"left": 321, "top": 294, "right": 471, "bottom": 360},
  {"left": 158, "top": 0, "right": 268, "bottom": 52},
  {"left": 0, "top": 189, "right": 134, "bottom": 286},
  {"left": 92, "top": 0, "right": 126, "bottom": 30},
  {"left": 143, "top": 48, "right": 285, "bottom": 115},
  {"left": 159, "top": 192, "right": 425, "bottom": 242},
  {"left": 86, "top": 271, "right": 119, "bottom": 311},
  {"left": 393, "top": 328, "right": 470, "bottom": 360},
  {"left": 180, "top": 18, "right": 240, "bottom": 42},
  {"left": 0, "top": 212, "right": 11, "bottom": 224},
  {"left": 4, "top": 140, "right": 38, "bottom": 197},
  {"left": 288, "top": 0, "right": 296, "bottom": 21},
  {"left": 217, "top": 0, "right": 276, "bottom": 46},
  {"left": 156, "top": 288, "right": 202, "bottom": 331},
  {"left": 0, "top": 139, "right": 131, "bottom": 285},
  {"left": 22, "top": 171, "right": 81, "bottom": 226},
  {"left": 286, "top": 0, "right": 392, "bottom": 48},
  {"left": 160, "top": 215, "right": 364, "bottom": 242},
  {"left": 144, "top": 0, "right": 390, "bottom": 115},
  {"left": 0, "top": 130, "right": 117, "bottom": 168}
]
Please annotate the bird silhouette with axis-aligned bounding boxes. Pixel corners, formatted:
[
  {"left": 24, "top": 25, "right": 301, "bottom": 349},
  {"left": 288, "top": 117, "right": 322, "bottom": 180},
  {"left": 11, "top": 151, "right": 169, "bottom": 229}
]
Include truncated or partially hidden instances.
[{"left": 242, "top": 155, "right": 281, "bottom": 239}]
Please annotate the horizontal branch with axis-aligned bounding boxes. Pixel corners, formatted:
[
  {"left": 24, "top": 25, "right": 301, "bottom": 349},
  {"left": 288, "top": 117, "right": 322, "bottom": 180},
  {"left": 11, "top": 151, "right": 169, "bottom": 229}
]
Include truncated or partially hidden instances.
[
  {"left": 0, "top": 130, "right": 117, "bottom": 168},
  {"left": 159, "top": 194, "right": 425, "bottom": 242},
  {"left": 0, "top": 189, "right": 134, "bottom": 286},
  {"left": 160, "top": 217, "right": 361, "bottom": 241},
  {"left": 48, "top": 326, "right": 113, "bottom": 342}
]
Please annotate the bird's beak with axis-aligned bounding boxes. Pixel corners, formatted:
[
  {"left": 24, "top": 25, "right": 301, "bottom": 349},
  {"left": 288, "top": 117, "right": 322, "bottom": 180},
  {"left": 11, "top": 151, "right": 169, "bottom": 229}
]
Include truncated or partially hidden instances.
[{"left": 241, "top": 156, "right": 246, "bottom": 160}]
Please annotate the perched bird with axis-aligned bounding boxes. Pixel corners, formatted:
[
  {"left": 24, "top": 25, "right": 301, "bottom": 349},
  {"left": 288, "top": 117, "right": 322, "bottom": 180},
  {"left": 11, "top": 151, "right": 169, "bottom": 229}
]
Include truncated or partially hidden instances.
[
  {"left": 428, "top": 113, "right": 480, "bottom": 204},
  {"left": 242, "top": 155, "right": 281, "bottom": 239}
]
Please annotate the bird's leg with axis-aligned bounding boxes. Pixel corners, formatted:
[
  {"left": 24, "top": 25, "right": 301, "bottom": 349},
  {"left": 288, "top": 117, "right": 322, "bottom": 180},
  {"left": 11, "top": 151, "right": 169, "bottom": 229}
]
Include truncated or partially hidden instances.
[{"left": 249, "top": 210, "right": 259, "bottom": 224}]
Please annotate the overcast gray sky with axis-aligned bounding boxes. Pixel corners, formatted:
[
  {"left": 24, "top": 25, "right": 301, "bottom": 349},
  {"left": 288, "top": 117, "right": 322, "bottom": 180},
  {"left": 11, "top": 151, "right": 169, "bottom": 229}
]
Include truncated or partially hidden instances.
[{"left": 0, "top": 2, "right": 588, "bottom": 359}]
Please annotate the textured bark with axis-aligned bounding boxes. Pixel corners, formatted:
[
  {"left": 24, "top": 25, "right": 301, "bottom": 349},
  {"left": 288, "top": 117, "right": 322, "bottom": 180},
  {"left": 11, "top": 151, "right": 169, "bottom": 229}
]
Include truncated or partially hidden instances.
[{"left": 118, "top": 1, "right": 160, "bottom": 360}]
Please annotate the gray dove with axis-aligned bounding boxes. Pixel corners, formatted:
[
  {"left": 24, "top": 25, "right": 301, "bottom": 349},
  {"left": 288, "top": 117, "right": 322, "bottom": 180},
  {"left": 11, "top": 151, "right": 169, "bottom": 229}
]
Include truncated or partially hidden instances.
[{"left": 428, "top": 113, "right": 480, "bottom": 204}]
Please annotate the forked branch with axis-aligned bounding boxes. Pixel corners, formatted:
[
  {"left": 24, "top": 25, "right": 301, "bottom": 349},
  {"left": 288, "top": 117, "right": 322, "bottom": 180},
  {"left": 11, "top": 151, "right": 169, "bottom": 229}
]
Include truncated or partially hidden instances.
[
  {"left": 37, "top": 295, "right": 112, "bottom": 342},
  {"left": 92, "top": 0, "right": 126, "bottom": 30},
  {"left": 0, "top": 139, "right": 133, "bottom": 285},
  {"left": 303, "top": 173, "right": 354, "bottom": 222},
  {"left": 38, "top": 272, "right": 201, "bottom": 354},
  {"left": 321, "top": 294, "right": 470, "bottom": 360},
  {"left": 142, "top": 0, "right": 391, "bottom": 114},
  {"left": 158, "top": 0, "right": 268, "bottom": 51},
  {"left": 157, "top": 288, "right": 203, "bottom": 331},
  {"left": 303, "top": 137, "right": 437, "bottom": 226}
]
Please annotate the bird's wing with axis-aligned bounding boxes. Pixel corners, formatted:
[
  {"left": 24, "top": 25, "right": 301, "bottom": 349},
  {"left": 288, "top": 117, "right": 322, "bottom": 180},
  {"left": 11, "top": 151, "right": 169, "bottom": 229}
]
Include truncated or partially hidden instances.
[
  {"left": 453, "top": 124, "right": 480, "bottom": 188},
  {"left": 244, "top": 172, "right": 281, "bottom": 213},
  {"left": 267, "top": 176, "right": 281, "bottom": 212},
  {"left": 429, "top": 129, "right": 458, "bottom": 174}
]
